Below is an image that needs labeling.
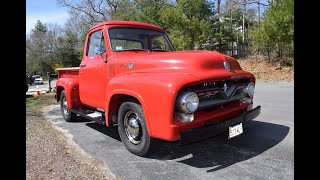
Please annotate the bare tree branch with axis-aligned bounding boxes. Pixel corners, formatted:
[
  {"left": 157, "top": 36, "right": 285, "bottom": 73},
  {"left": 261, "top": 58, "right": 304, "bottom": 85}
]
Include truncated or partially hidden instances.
[
  {"left": 58, "top": 0, "right": 102, "bottom": 22},
  {"left": 88, "top": 0, "right": 107, "bottom": 21},
  {"left": 241, "top": 0, "right": 270, "bottom": 6},
  {"left": 106, "top": 0, "right": 118, "bottom": 15}
]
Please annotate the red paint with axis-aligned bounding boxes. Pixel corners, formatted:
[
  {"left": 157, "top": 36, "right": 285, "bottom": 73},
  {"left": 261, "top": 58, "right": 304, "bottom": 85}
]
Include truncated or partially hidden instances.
[{"left": 56, "top": 21, "right": 256, "bottom": 141}]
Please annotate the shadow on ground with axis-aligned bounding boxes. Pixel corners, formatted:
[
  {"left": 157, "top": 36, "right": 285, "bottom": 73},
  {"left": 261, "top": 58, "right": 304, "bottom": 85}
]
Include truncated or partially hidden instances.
[
  {"left": 45, "top": 107, "right": 94, "bottom": 123},
  {"left": 86, "top": 122, "right": 121, "bottom": 141},
  {"left": 146, "top": 120, "right": 289, "bottom": 172},
  {"left": 86, "top": 119, "right": 289, "bottom": 172}
]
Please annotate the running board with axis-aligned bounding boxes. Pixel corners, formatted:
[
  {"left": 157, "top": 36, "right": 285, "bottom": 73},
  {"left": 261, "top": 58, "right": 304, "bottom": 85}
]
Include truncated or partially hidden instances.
[{"left": 70, "top": 107, "right": 106, "bottom": 125}]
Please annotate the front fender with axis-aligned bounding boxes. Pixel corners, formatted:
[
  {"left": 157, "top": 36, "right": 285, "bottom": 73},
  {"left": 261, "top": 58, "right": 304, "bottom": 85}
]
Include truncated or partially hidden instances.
[
  {"left": 105, "top": 73, "right": 199, "bottom": 140},
  {"left": 56, "top": 78, "right": 82, "bottom": 108}
]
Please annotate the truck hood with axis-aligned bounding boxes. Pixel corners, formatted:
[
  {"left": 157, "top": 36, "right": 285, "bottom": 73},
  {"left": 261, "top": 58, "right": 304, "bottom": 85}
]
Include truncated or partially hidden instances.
[{"left": 113, "top": 50, "right": 251, "bottom": 81}]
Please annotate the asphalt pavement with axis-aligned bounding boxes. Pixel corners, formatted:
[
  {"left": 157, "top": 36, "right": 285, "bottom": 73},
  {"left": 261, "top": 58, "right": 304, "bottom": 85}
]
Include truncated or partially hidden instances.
[
  {"left": 27, "top": 80, "right": 57, "bottom": 94},
  {"left": 43, "top": 81, "right": 294, "bottom": 180}
]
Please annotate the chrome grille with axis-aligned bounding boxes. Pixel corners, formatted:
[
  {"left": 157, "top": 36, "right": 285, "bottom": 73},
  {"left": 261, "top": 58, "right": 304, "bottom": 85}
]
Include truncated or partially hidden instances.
[{"left": 183, "top": 79, "right": 249, "bottom": 110}]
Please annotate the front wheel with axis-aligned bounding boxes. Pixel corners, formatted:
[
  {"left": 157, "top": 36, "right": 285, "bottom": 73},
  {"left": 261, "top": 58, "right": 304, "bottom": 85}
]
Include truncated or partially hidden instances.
[
  {"left": 60, "top": 90, "right": 77, "bottom": 122},
  {"left": 118, "top": 101, "right": 153, "bottom": 156}
]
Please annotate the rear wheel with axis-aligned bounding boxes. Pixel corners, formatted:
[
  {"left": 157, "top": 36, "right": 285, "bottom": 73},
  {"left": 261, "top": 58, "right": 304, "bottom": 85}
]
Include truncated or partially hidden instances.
[
  {"left": 118, "top": 101, "right": 152, "bottom": 156},
  {"left": 60, "top": 90, "right": 77, "bottom": 122}
]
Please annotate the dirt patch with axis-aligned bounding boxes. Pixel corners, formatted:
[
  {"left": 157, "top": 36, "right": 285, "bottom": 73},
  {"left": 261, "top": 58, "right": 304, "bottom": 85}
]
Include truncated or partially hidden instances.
[
  {"left": 238, "top": 57, "right": 294, "bottom": 82},
  {"left": 26, "top": 94, "right": 117, "bottom": 179}
]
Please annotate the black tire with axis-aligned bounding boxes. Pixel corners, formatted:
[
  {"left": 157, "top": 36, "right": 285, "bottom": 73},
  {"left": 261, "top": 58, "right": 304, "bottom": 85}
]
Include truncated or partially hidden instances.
[
  {"left": 118, "top": 101, "right": 153, "bottom": 156},
  {"left": 26, "top": 83, "right": 28, "bottom": 92},
  {"left": 60, "top": 90, "right": 77, "bottom": 122}
]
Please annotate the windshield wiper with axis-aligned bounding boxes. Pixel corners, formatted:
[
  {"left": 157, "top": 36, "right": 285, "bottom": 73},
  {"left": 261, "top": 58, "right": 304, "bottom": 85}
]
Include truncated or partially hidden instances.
[{"left": 120, "top": 48, "right": 150, "bottom": 52}]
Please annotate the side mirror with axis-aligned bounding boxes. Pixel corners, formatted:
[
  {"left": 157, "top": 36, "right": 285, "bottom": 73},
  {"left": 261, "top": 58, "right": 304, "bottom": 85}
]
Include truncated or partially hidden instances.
[{"left": 95, "top": 47, "right": 107, "bottom": 62}]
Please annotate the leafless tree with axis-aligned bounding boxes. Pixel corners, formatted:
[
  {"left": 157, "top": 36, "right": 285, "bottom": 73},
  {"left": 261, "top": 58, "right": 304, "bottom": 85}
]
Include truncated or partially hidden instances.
[{"left": 57, "top": 0, "right": 121, "bottom": 24}]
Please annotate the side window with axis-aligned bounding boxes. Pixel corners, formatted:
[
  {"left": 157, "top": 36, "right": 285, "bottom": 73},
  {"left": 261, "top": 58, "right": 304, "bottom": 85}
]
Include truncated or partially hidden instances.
[
  {"left": 151, "top": 36, "right": 170, "bottom": 51},
  {"left": 87, "top": 30, "right": 106, "bottom": 57}
]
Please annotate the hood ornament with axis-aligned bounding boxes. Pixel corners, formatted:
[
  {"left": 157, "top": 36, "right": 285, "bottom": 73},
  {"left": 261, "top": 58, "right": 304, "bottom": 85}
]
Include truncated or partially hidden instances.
[
  {"left": 223, "top": 61, "right": 230, "bottom": 71},
  {"left": 224, "top": 83, "right": 228, "bottom": 93}
]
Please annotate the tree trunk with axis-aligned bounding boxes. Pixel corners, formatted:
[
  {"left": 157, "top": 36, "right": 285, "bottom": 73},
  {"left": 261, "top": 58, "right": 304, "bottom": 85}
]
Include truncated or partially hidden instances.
[
  {"left": 267, "top": 48, "right": 271, "bottom": 62},
  {"left": 231, "top": 12, "right": 233, "bottom": 56},
  {"left": 258, "top": 0, "right": 261, "bottom": 26},
  {"left": 242, "top": 12, "right": 245, "bottom": 44},
  {"left": 190, "top": 34, "right": 195, "bottom": 50},
  {"left": 276, "top": 44, "right": 281, "bottom": 57},
  {"left": 236, "top": 35, "right": 239, "bottom": 57},
  {"left": 242, "top": 11, "right": 246, "bottom": 57},
  {"left": 217, "top": 0, "right": 221, "bottom": 52},
  {"left": 257, "top": 4, "right": 260, "bottom": 56},
  {"left": 217, "top": 0, "right": 221, "bottom": 14}
]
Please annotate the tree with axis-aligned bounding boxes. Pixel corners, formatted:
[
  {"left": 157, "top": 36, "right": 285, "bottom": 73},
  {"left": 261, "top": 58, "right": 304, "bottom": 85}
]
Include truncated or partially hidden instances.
[
  {"left": 161, "top": 0, "right": 214, "bottom": 50},
  {"left": 27, "top": 20, "right": 49, "bottom": 75},
  {"left": 249, "top": 0, "right": 293, "bottom": 60},
  {"left": 26, "top": 21, "right": 64, "bottom": 75},
  {"left": 112, "top": 0, "right": 171, "bottom": 28},
  {"left": 57, "top": 0, "right": 120, "bottom": 24},
  {"left": 54, "top": 30, "right": 82, "bottom": 67},
  {"left": 34, "top": 20, "right": 47, "bottom": 33},
  {"left": 211, "top": 0, "right": 246, "bottom": 55}
]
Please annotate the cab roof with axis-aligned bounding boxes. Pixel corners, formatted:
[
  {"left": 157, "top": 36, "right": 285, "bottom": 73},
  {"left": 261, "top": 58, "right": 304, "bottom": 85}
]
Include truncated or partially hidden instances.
[{"left": 89, "top": 20, "right": 165, "bottom": 32}]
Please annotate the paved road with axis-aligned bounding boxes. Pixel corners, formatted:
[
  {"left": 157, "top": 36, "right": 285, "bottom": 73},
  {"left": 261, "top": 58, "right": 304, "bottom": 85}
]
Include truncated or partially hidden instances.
[
  {"left": 43, "top": 81, "right": 294, "bottom": 180},
  {"left": 27, "top": 80, "right": 57, "bottom": 93}
]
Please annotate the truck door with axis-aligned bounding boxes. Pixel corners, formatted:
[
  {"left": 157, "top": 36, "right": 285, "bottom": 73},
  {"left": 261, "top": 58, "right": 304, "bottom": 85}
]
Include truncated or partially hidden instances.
[{"left": 79, "top": 28, "right": 108, "bottom": 108}]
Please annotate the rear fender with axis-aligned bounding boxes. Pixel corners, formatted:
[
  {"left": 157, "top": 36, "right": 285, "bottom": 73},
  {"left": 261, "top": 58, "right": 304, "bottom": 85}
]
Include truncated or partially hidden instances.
[{"left": 56, "top": 78, "right": 82, "bottom": 108}]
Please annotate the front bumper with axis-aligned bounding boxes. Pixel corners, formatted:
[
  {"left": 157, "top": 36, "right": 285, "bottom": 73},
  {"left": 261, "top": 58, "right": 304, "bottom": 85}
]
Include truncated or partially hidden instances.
[{"left": 180, "top": 105, "right": 261, "bottom": 145}]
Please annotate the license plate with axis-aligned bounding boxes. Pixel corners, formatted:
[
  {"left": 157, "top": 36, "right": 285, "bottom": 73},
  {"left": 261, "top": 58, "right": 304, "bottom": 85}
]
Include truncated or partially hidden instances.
[{"left": 229, "top": 123, "right": 243, "bottom": 139}]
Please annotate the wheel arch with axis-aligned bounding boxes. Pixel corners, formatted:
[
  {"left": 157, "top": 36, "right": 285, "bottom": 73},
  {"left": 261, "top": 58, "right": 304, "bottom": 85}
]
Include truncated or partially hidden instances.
[
  {"left": 55, "top": 78, "right": 82, "bottom": 108},
  {"left": 106, "top": 91, "right": 152, "bottom": 136},
  {"left": 56, "top": 86, "right": 65, "bottom": 102}
]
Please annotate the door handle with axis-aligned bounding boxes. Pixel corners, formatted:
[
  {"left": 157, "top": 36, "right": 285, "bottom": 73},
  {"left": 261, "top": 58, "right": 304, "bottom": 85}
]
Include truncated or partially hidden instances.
[{"left": 80, "top": 64, "right": 86, "bottom": 68}]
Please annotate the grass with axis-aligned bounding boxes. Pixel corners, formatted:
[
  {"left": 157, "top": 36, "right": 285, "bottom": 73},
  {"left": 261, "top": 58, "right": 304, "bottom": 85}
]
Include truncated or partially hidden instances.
[{"left": 26, "top": 93, "right": 57, "bottom": 109}]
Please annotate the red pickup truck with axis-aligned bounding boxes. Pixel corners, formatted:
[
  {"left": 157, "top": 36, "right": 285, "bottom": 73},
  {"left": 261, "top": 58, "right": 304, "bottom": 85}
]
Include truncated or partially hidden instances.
[{"left": 56, "top": 20, "right": 261, "bottom": 156}]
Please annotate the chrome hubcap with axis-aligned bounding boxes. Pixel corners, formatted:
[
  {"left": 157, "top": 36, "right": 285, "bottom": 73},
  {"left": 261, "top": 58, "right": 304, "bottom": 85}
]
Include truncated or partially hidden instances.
[
  {"left": 62, "top": 97, "right": 68, "bottom": 116},
  {"left": 124, "top": 111, "right": 142, "bottom": 144}
]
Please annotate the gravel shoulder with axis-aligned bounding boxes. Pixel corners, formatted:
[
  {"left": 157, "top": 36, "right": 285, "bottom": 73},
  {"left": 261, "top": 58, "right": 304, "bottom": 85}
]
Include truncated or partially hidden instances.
[
  {"left": 26, "top": 94, "right": 116, "bottom": 180},
  {"left": 238, "top": 57, "right": 294, "bottom": 82}
]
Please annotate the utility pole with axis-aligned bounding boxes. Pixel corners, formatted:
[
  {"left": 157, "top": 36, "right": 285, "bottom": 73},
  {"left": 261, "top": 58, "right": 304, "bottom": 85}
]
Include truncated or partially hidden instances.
[{"left": 217, "top": 0, "right": 221, "bottom": 14}]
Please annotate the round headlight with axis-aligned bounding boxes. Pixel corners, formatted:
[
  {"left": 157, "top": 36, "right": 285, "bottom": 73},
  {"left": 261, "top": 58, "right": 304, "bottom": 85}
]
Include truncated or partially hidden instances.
[
  {"left": 246, "top": 82, "right": 255, "bottom": 97},
  {"left": 178, "top": 92, "right": 199, "bottom": 114}
]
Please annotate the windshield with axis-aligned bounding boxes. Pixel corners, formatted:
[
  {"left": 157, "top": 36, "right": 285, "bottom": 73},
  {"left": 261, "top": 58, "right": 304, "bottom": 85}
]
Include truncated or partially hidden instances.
[{"left": 108, "top": 27, "right": 175, "bottom": 52}]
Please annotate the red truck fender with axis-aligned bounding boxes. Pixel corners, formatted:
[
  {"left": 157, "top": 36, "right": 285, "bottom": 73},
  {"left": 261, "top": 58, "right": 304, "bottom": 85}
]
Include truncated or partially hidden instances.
[{"left": 56, "top": 78, "right": 82, "bottom": 108}]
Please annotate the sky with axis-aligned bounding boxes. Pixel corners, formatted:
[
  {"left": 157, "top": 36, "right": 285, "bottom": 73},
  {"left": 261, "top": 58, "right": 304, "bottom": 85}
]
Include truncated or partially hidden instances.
[
  {"left": 26, "top": 0, "right": 69, "bottom": 34},
  {"left": 26, "top": 0, "right": 269, "bottom": 34}
]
